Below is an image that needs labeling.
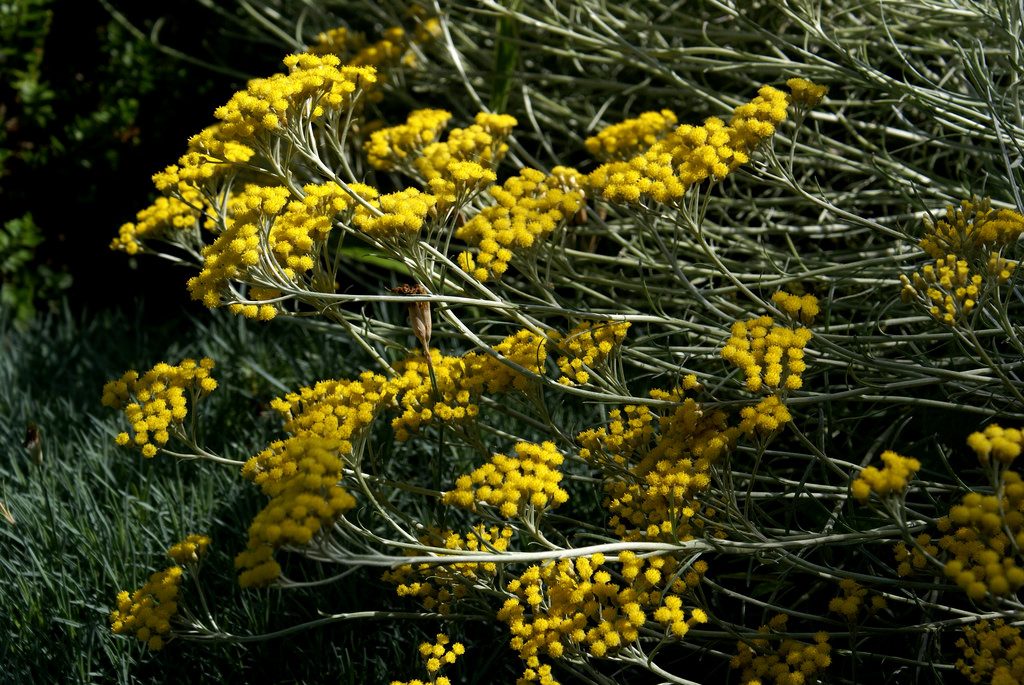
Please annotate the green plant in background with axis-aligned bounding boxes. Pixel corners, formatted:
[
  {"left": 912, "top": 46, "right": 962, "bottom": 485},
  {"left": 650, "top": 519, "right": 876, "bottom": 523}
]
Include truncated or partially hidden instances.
[
  {"left": 55, "top": 0, "right": 1024, "bottom": 683},
  {"left": 0, "top": 213, "right": 70, "bottom": 323}
]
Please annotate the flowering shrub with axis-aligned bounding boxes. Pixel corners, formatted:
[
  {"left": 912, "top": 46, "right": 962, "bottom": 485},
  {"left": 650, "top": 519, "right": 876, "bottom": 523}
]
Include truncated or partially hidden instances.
[{"left": 102, "top": 2, "right": 1024, "bottom": 683}]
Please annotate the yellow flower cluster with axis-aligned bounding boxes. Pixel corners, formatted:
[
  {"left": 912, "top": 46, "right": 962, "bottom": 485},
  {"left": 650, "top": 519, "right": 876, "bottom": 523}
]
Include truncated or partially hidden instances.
[
  {"left": 366, "top": 108, "right": 453, "bottom": 170},
  {"left": 389, "top": 329, "right": 547, "bottom": 441},
  {"left": 770, "top": 290, "right": 820, "bottom": 324},
  {"left": 893, "top": 533, "right": 937, "bottom": 577},
  {"left": 167, "top": 534, "right": 212, "bottom": 565},
  {"left": 579, "top": 379, "right": 738, "bottom": 542},
  {"left": 938, "top": 469, "right": 1024, "bottom": 600},
  {"left": 382, "top": 526, "right": 513, "bottom": 615},
  {"left": 737, "top": 394, "right": 793, "bottom": 436},
  {"left": 920, "top": 197, "right": 1024, "bottom": 259},
  {"left": 584, "top": 109, "right": 678, "bottom": 161},
  {"left": 214, "top": 54, "right": 376, "bottom": 141},
  {"left": 443, "top": 441, "right": 569, "bottom": 517},
  {"left": 956, "top": 619, "right": 1024, "bottom": 685},
  {"left": 110, "top": 566, "right": 182, "bottom": 651},
  {"left": 827, "top": 578, "right": 885, "bottom": 622},
  {"left": 353, "top": 187, "right": 437, "bottom": 240},
  {"left": 111, "top": 187, "right": 207, "bottom": 255},
  {"left": 498, "top": 553, "right": 646, "bottom": 662},
  {"left": 967, "top": 424, "right": 1023, "bottom": 466},
  {"left": 587, "top": 82, "right": 806, "bottom": 205},
  {"left": 899, "top": 254, "right": 983, "bottom": 325},
  {"left": 553, "top": 320, "right": 630, "bottom": 386},
  {"left": 785, "top": 77, "right": 828, "bottom": 108},
  {"left": 102, "top": 357, "right": 217, "bottom": 458},
  {"left": 151, "top": 124, "right": 256, "bottom": 196},
  {"left": 721, "top": 315, "right": 812, "bottom": 392},
  {"left": 187, "top": 185, "right": 291, "bottom": 309},
  {"left": 455, "top": 167, "right": 585, "bottom": 281},
  {"left": 235, "top": 436, "right": 357, "bottom": 587},
  {"left": 850, "top": 450, "right": 921, "bottom": 501},
  {"left": 366, "top": 110, "right": 513, "bottom": 211},
  {"left": 652, "top": 594, "right": 709, "bottom": 639},
  {"left": 730, "top": 615, "right": 831, "bottom": 685},
  {"left": 390, "top": 633, "right": 466, "bottom": 685},
  {"left": 268, "top": 181, "right": 365, "bottom": 274},
  {"left": 234, "top": 373, "right": 390, "bottom": 586}
]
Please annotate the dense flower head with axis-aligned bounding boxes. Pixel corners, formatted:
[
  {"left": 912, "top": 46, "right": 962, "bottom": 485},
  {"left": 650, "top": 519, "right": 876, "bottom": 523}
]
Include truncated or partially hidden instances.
[
  {"left": 443, "top": 441, "right": 569, "bottom": 517},
  {"left": 938, "top": 469, "right": 1024, "bottom": 600},
  {"left": 957, "top": 619, "right": 1024, "bottom": 685},
  {"left": 579, "top": 380, "right": 738, "bottom": 542},
  {"left": 920, "top": 197, "right": 1024, "bottom": 259},
  {"left": 585, "top": 109, "right": 678, "bottom": 161},
  {"left": 894, "top": 533, "right": 937, "bottom": 577},
  {"left": 390, "top": 633, "right": 464, "bottom": 685},
  {"left": 102, "top": 357, "right": 217, "bottom": 458},
  {"left": 850, "top": 450, "right": 921, "bottom": 501},
  {"left": 588, "top": 83, "right": 802, "bottom": 205},
  {"left": 731, "top": 615, "right": 831, "bottom": 685},
  {"left": 187, "top": 185, "right": 291, "bottom": 308},
  {"left": 553, "top": 320, "right": 631, "bottom": 386},
  {"left": 236, "top": 436, "right": 357, "bottom": 587},
  {"left": 167, "top": 534, "right": 212, "bottom": 565},
  {"left": 967, "top": 424, "right": 1023, "bottom": 465},
  {"left": 827, "top": 578, "right": 885, "bottom": 622},
  {"left": 366, "top": 108, "right": 454, "bottom": 170},
  {"left": 737, "top": 394, "right": 793, "bottom": 435},
  {"left": 770, "top": 290, "right": 820, "bottom": 324},
  {"left": 383, "top": 525, "right": 513, "bottom": 615},
  {"left": 110, "top": 565, "right": 185, "bottom": 651},
  {"left": 721, "top": 315, "right": 812, "bottom": 392},
  {"left": 456, "top": 167, "right": 584, "bottom": 281},
  {"left": 213, "top": 54, "right": 376, "bottom": 141},
  {"left": 111, "top": 187, "right": 207, "bottom": 255},
  {"left": 900, "top": 253, "right": 983, "bottom": 325},
  {"left": 353, "top": 187, "right": 437, "bottom": 240},
  {"left": 786, "top": 77, "right": 828, "bottom": 108}
]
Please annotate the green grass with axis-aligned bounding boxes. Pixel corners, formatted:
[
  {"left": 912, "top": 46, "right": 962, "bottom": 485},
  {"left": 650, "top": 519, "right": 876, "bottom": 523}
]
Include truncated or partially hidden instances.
[{"left": 0, "top": 303, "right": 520, "bottom": 684}]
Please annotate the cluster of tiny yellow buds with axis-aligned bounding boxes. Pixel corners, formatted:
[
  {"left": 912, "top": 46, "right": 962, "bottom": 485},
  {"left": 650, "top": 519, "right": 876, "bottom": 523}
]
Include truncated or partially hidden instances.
[
  {"left": 420, "top": 633, "right": 465, "bottom": 674},
  {"left": 187, "top": 185, "right": 291, "bottom": 308},
  {"left": 261, "top": 180, "right": 365, "bottom": 286},
  {"left": 427, "top": 160, "right": 497, "bottom": 212},
  {"left": 987, "top": 251, "right": 1018, "bottom": 284},
  {"left": 110, "top": 565, "right": 184, "bottom": 651},
  {"left": 167, "top": 534, "right": 211, "bottom": 565},
  {"left": 652, "top": 595, "right": 709, "bottom": 638},
  {"left": 444, "top": 441, "right": 569, "bottom": 517},
  {"left": 456, "top": 167, "right": 584, "bottom": 281},
  {"left": 498, "top": 552, "right": 650, "bottom": 664},
  {"left": 353, "top": 187, "right": 436, "bottom": 240},
  {"left": 730, "top": 615, "right": 831, "bottom": 685},
  {"left": 414, "top": 112, "right": 518, "bottom": 185},
  {"left": 584, "top": 109, "right": 678, "bottom": 161},
  {"left": 236, "top": 436, "right": 356, "bottom": 587},
  {"left": 956, "top": 619, "right": 1024, "bottom": 685},
  {"left": 554, "top": 320, "right": 631, "bottom": 385},
  {"left": 738, "top": 394, "right": 793, "bottom": 436},
  {"left": 111, "top": 187, "right": 206, "bottom": 255},
  {"left": 383, "top": 526, "right": 513, "bottom": 614},
  {"left": 827, "top": 579, "right": 885, "bottom": 622},
  {"left": 728, "top": 84, "right": 790, "bottom": 151},
  {"left": 721, "top": 316, "right": 811, "bottom": 392},
  {"left": 968, "top": 424, "right": 1023, "bottom": 465},
  {"left": 900, "top": 254, "right": 983, "bottom": 325},
  {"left": 213, "top": 54, "right": 376, "bottom": 141},
  {"left": 770, "top": 290, "right": 820, "bottom": 324},
  {"left": 102, "top": 357, "right": 216, "bottom": 458},
  {"left": 576, "top": 403, "right": 655, "bottom": 466},
  {"left": 920, "top": 197, "right": 1024, "bottom": 259},
  {"left": 850, "top": 450, "right": 921, "bottom": 501},
  {"left": 785, "top": 77, "right": 828, "bottom": 108},
  {"left": 150, "top": 124, "right": 255, "bottom": 196},
  {"left": 516, "top": 661, "right": 560, "bottom": 685},
  {"left": 894, "top": 533, "right": 937, "bottom": 577},
  {"left": 939, "top": 470, "right": 1024, "bottom": 600},
  {"left": 228, "top": 293, "right": 280, "bottom": 321},
  {"left": 366, "top": 108, "right": 453, "bottom": 171}
]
